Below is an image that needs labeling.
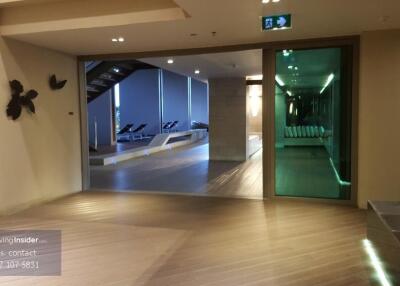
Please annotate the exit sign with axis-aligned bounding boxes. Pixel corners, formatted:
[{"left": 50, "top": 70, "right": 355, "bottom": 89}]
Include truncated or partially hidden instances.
[{"left": 262, "top": 14, "right": 292, "bottom": 31}]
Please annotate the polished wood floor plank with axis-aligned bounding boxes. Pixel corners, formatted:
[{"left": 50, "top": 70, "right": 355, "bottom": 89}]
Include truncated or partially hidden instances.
[
  {"left": 90, "top": 141, "right": 263, "bottom": 199},
  {"left": 0, "top": 192, "right": 373, "bottom": 286}
]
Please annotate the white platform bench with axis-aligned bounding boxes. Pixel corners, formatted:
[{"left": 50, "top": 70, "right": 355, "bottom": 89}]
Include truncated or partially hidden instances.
[
  {"left": 90, "top": 129, "right": 208, "bottom": 166},
  {"left": 284, "top": 126, "right": 326, "bottom": 146}
]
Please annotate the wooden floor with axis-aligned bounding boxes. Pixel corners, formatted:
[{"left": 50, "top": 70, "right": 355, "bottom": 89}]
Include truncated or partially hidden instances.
[
  {"left": 0, "top": 192, "right": 374, "bottom": 286},
  {"left": 91, "top": 141, "right": 263, "bottom": 199}
]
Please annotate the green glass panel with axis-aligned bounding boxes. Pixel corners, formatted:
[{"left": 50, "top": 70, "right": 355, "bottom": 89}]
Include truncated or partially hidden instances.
[{"left": 274, "top": 47, "right": 351, "bottom": 200}]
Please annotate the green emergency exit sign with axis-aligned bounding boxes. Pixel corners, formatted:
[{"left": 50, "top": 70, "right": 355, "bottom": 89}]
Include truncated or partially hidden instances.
[{"left": 262, "top": 14, "right": 292, "bottom": 31}]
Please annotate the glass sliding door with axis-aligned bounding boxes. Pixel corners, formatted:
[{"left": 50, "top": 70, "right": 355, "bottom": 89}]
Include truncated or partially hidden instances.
[{"left": 274, "top": 47, "right": 352, "bottom": 200}]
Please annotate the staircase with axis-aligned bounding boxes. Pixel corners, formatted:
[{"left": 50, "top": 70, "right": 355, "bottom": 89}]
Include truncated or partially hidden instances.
[{"left": 86, "top": 60, "right": 156, "bottom": 103}]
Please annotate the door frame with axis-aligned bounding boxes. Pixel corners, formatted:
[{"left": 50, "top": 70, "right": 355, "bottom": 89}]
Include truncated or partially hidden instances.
[
  {"left": 262, "top": 37, "right": 360, "bottom": 206},
  {"left": 78, "top": 61, "right": 90, "bottom": 190},
  {"left": 78, "top": 36, "right": 359, "bottom": 206}
]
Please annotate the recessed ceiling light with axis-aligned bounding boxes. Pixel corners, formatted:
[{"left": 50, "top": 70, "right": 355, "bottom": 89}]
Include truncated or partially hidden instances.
[
  {"left": 195, "top": 69, "right": 200, "bottom": 74},
  {"left": 283, "top": 50, "right": 294, "bottom": 57},
  {"left": 246, "top": 75, "right": 263, "bottom": 81},
  {"left": 112, "top": 37, "right": 125, "bottom": 43},
  {"left": 167, "top": 59, "right": 174, "bottom": 64}
]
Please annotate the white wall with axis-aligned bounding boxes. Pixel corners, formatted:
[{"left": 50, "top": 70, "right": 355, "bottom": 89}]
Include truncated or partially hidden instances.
[
  {"left": 0, "top": 38, "right": 81, "bottom": 214},
  {"left": 358, "top": 29, "right": 400, "bottom": 208}
]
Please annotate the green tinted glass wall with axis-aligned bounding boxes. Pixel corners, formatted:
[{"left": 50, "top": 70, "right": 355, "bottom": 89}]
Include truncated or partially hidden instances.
[{"left": 274, "top": 47, "right": 352, "bottom": 200}]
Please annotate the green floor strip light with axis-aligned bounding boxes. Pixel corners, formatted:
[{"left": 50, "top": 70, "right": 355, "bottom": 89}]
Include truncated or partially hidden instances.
[
  {"left": 363, "top": 239, "right": 392, "bottom": 286},
  {"left": 329, "top": 158, "right": 351, "bottom": 187}
]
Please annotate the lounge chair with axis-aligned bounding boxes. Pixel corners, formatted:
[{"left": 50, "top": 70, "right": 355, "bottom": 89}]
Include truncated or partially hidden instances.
[
  {"left": 131, "top": 124, "right": 147, "bottom": 140},
  {"left": 191, "top": 121, "right": 209, "bottom": 131},
  {"left": 167, "top": 121, "right": 179, "bottom": 132},
  {"left": 118, "top": 124, "right": 134, "bottom": 135},
  {"left": 117, "top": 123, "right": 134, "bottom": 142},
  {"left": 163, "top": 122, "right": 172, "bottom": 132}
]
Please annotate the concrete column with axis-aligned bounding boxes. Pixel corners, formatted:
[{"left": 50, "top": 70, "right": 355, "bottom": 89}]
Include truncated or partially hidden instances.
[{"left": 209, "top": 78, "right": 248, "bottom": 161}]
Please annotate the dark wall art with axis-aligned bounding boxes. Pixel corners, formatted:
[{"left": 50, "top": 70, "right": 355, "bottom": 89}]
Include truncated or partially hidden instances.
[
  {"left": 49, "top": 75, "right": 67, "bottom": 90},
  {"left": 6, "top": 80, "right": 38, "bottom": 121}
]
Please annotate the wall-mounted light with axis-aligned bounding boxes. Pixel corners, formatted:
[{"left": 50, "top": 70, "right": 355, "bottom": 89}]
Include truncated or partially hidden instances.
[
  {"left": 320, "top": 73, "right": 335, "bottom": 94},
  {"left": 283, "top": 50, "right": 292, "bottom": 57},
  {"left": 167, "top": 59, "right": 174, "bottom": 64},
  {"left": 275, "top": 75, "right": 285, "bottom": 87},
  {"left": 194, "top": 69, "right": 200, "bottom": 74}
]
